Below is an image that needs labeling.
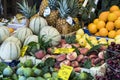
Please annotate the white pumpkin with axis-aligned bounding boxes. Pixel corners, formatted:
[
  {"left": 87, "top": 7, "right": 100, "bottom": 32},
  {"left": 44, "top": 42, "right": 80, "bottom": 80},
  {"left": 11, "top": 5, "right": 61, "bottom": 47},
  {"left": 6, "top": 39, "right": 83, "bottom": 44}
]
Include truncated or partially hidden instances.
[
  {"left": 4, "top": 36, "right": 22, "bottom": 47},
  {"left": 14, "top": 27, "right": 33, "bottom": 43},
  {"left": 29, "top": 15, "right": 48, "bottom": 35},
  {"left": 0, "top": 42, "right": 20, "bottom": 60},
  {"left": 0, "top": 26, "right": 10, "bottom": 43},
  {"left": 24, "top": 35, "right": 38, "bottom": 45},
  {"left": 40, "top": 26, "right": 61, "bottom": 46}
]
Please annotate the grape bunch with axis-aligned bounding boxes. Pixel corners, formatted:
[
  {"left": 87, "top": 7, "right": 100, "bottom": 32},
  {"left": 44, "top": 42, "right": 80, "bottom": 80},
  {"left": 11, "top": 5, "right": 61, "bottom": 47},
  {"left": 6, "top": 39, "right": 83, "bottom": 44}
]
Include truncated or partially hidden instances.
[
  {"left": 108, "top": 42, "right": 120, "bottom": 52},
  {"left": 95, "top": 55, "right": 120, "bottom": 80}
]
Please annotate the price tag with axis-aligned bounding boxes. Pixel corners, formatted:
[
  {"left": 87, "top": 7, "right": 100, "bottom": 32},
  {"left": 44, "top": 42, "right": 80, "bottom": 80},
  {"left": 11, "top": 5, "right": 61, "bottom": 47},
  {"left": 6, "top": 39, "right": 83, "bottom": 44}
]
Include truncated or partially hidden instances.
[
  {"left": 20, "top": 46, "right": 28, "bottom": 57},
  {"left": 66, "top": 16, "right": 75, "bottom": 26},
  {"left": 43, "top": 7, "right": 51, "bottom": 17},
  {"left": 54, "top": 48, "right": 75, "bottom": 54},
  {"left": 58, "top": 65, "right": 73, "bottom": 80}
]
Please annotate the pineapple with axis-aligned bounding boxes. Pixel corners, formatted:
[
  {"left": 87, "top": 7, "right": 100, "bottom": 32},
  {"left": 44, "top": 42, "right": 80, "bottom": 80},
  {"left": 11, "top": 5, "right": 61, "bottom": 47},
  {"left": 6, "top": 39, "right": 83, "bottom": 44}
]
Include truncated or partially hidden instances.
[
  {"left": 45, "top": 0, "right": 58, "bottom": 27},
  {"left": 39, "top": 0, "right": 48, "bottom": 16},
  {"left": 17, "top": 0, "right": 36, "bottom": 27},
  {"left": 56, "top": 0, "right": 80, "bottom": 35}
]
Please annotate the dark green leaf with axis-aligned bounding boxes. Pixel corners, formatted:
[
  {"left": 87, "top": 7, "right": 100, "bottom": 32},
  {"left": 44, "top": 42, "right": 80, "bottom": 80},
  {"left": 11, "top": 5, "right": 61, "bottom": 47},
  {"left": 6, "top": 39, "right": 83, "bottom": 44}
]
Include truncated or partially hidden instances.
[
  {"left": 83, "top": 59, "right": 92, "bottom": 69},
  {"left": 44, "top": 58, "right": 56, "bottom": 67}
]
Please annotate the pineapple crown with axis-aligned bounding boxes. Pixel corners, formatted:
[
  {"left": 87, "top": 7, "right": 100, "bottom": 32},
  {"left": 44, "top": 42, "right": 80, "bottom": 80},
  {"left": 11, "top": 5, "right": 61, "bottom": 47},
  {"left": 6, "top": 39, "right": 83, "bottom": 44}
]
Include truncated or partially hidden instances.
[
  {"left": 48, "top": 0, "right": 58, "bottom": 10},
  {"left": 57, "top": 0, "right": 80, "bottom": 19},
  {"left": 17, "top": 0, "right": 36, "bottom": 19}
]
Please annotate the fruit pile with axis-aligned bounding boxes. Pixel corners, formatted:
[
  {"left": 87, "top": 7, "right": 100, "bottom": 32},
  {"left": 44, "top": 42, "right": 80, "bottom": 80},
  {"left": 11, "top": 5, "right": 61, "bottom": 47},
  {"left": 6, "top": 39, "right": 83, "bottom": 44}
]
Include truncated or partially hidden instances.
[{"left": 88, "top": 5, "right": 120, "bottom": 38}]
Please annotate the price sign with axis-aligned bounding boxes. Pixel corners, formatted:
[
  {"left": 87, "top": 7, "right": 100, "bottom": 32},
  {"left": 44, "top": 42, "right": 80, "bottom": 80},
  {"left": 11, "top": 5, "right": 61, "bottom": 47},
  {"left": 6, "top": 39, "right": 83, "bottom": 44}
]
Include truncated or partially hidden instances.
[
  {"left": 54, "top": 48, "right": 75, "bottom": 54},
  {"left": 58, "top": 65, "right": 73, "bottom": 80},
  {"left": 20, "top": 46, "right": 28, "bottom": 57}
]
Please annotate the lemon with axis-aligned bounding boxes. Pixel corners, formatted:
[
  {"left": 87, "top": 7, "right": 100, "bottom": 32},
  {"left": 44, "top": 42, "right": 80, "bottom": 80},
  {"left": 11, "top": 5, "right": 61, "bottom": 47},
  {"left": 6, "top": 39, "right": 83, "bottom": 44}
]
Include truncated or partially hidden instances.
[
  {"left": 85, "top": 43, "right": 92, "bottom": 49},
  {"left": 116, "top": 39, "right": 120, "bottom": 44},
  {"left": 76, "top": 29, "right": 84, "bottom": 36},
  {"left": 115, "top": 35, "right": 120, "bottom": 40},
  {"left": 91, "top": 40, "right": 98, "bottom": 45},
  {"left": 82, "top": 34, "right": 90, "bottom": 40},
  {"left": 76, "top": 35, "right": 81, "bottom": 41},
  {"left": 78, "top": 38, "right": 87, "bottom": 47}
]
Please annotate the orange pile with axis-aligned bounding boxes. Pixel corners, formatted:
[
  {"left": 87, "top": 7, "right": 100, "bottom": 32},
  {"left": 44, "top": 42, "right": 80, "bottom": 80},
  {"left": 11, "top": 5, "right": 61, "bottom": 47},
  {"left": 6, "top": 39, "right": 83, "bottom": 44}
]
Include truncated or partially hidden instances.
[{"left": 88, "top": 5, "right": 120, "bottom": 38}]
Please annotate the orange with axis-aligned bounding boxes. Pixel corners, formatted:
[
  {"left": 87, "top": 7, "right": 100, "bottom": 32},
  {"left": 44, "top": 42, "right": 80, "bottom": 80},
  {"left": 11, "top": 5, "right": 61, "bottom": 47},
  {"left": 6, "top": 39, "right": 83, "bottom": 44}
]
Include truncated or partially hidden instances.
[
  {"left": 116, "top": 29, "right": 120, "bottom": 35},
  {"left": 88, "top": 23, "right": 97, "bottom": 34},
  {"left": 8, "top": 28, "right": 14, "bottom": 33},
  {"left": 110, "top": 5, "right": 119, "bottom": 12},
  {"left": 117, "top": 17, "right": 120, "bottom": 20},
  {"left": 96, "top": 20, "right": 105, "bottom": 29},
  {"left": 108, "top": 30, "right": 116, "bottom": 38},
  {"left": 108, "top": 13, "right": 118, "bottom": 21},
  {"left": 93, "top": 18, "right": 99, "bottom": 24},
  {"left": 99, "top": 28, "right": 108, "bottom": 37},
  {"left": 99, "top": 11, "right": 109, "bottom": 22},
  {"left": 114, "top": 19, "right": 120, "bottom": 29},
  {"left": 95, "top": 32, "right": 100, "bottom": 36},
  {"left": 113, "top": 10, "right": 120, "bottom": 17},
  {"left": 106, "top": 21, "right": 114, "bottom": 31}
]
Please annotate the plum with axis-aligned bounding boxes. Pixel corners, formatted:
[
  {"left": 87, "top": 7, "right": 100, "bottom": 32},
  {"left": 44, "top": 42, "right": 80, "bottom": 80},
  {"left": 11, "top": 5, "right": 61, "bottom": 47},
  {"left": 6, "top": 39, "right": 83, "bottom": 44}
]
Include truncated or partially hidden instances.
[
  {"left": 56, "top": 54, "right": 66, "bottom": 61},
  {"left": 67, "top": 52, "right": 77, "bottom": 61}
]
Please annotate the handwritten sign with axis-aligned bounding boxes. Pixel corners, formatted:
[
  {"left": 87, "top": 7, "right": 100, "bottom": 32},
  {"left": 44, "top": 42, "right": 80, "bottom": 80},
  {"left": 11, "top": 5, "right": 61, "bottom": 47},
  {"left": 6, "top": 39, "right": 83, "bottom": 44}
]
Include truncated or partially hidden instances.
[
  {"left": 54, "top": 48, "right": 75, "bottom": 54},
  {"left": 58, "top": 65, "right": 73, "bottom": 80}
]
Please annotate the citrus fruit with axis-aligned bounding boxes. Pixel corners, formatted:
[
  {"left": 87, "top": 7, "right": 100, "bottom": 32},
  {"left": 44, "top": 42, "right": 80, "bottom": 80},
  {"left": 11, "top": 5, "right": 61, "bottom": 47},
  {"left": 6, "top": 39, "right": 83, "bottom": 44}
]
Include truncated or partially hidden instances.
[
  {"left": 8, "top": 28, "right": 14, "bottom": 33},
  {"left": 93, "top": 18, "right": 99, "bottom": 24},
  {"left": 114, "top": 19, "right": 120, "bottom": 29},
  {"left": 117, "top": 17, "right": 120, "bottom": 20},
  {"left": 110, "top": 5, "right": 119, "bottom": 12},
  {"left": 95, "top": 32, "right": 100, "bottom": 36},
  {"left": 113, "top": 10, "right": 120, "bottom": 17},
  {"left": 76, "top": 29, "right": 84, "bottom": 36},
  {"left": 99, "top": 28, "right": 108, "bottom": 37},
  {"left": 76, "top": 34, "right": 81, "bottom": 41},
  {"left": 99, "top": 11, "right": 109, "bottom": 22},
  {"left": 116, "top": 29, "right": 120, "bottom": 35},
  {"left": 108, "top": 13, "right": 118, "bottom": 21},
  {"left": 106, "top": 21, "right": 114, "bottom": 31},
  {"left": 108, "top": 30, "right": 116, "bottom": 38},
  {"left": 96, "top": 20, "right": 105, "bottom": 29},
  {"left": 88, "top": 23, "right": 97, "bottom": 34}
]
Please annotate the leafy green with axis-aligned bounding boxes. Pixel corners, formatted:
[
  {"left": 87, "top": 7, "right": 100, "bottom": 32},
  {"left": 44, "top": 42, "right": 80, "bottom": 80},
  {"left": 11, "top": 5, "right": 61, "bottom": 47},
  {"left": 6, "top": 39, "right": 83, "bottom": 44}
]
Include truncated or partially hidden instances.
[
  {"left": 65, "top": 35, "right": 76, "bottom": 44},
  {"left": 83, "top": 59, "right": 92, "bottom": 69},
  {"left": 44, "top": 58, "right": 56, "bottom": 67},
  {"left": 0, "top": 62, "right": 7, "bottom": 72}
]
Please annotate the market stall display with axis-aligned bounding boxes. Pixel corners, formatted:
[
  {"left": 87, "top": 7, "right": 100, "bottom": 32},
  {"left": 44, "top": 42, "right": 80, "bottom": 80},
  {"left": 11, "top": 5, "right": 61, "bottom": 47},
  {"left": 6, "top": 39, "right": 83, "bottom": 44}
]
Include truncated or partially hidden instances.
[{"left": 0, "top": 0, "right": 120, "bottom": 80}]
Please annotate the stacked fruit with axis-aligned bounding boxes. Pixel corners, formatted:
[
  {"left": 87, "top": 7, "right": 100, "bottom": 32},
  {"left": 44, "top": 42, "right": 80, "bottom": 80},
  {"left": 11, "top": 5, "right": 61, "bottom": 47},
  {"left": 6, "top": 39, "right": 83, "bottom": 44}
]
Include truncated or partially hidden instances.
[
  {"left": 88, "top": 5, "right": 120, "bottom": 38},
  {"left": 76, "top": 29, "right": 109, "bottom": 49}
]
